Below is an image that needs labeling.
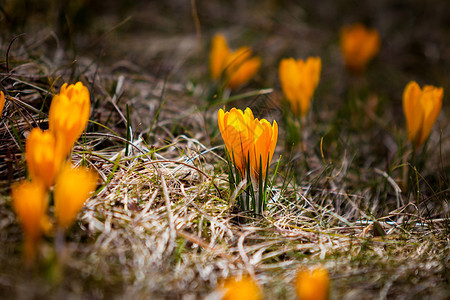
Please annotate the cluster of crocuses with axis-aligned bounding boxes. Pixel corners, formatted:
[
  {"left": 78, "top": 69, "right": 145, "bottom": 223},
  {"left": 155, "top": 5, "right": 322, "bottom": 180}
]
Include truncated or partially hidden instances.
[
  {"left": 217, "top": 266, "right": 329, "bottom": 300},
  {"left": 209, "top": 24, "right": 381, "bottom": 121},
  {"left": 11, "top": 82, "right": 98, "bottom": 265},
  {"left": 340, "top": 25, "right": 443, "bottom": 150},
  {"left": 218, "top": 107, "right": 278, "bottom": 213},
  {"left": 212, "top": 24, "right": 443, "bottom": 214}
]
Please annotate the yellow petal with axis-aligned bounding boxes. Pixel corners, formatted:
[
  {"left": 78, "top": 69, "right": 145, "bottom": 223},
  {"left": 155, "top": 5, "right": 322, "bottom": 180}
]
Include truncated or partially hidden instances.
[
  {"left": 49, "top": 82, "right": 91, "bottom": 157},
  {"left": 295, "top": 266, "right": 330, "bottom": 300},
  {"left": 227, "top": 56, "right": 261, "bottom": 89},
  {"left": 243, "top": 107, "right": 255, "bottom": 122},
  {"left": 210, "top": 34, "right": 231, "bottom": 80},
  {"left": 279, "top": 57, "right": 321, "bottom": 117},
  {"left": 26, "top": 128, "right": 63, "bottom": 188},
  {"left": 306, "top": 57, "right": 322, "bottom": 90},
  {"left": 294, "top": 57, "right": 313, "bottom": 116},
  {"left": 364, "top": 29, "right": 381, "bottom": 62},
  {"left": 223, "top": 108, "right": 251, "bottom": 175},
  {"left": 219, "top": 275, "right": 262, "bottom": 300},
  {"left": 218, "top": 108, "right": 226, "bottom": 135},
  {"left": 0, "top": 91, "right": 5, "bottom": 115},
  {"left": 279, "top": 58, "right": 302, "bottom": 115},
  {"left": 340, "top": 23, "right": 380, "bottom": 72},
  {"left": 403, "top": 81, "right": 423, "bottom": 145},
  {"left": 417, "top": 86, "right": 443, "bottom": 146},
  {"left": 54, "top": 164, "right": 98, "bottom": 229},
  {"left": 250, "top": 119, "right": 277, "bottom": 179},
  {"left": 269, "top": 120, "right": 278, "bottom": 172},
  {"left": 210, "top": 34, "right": 260, "bottom": 89},
  {"left": 225, "top": 46, "right": 252, "bottom": 75},
  {"left": 11, "top": 180, "right": 48, "bottom": 264}
]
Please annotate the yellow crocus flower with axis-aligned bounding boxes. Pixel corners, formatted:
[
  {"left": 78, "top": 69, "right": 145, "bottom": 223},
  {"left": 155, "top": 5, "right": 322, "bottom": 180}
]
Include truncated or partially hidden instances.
[
  {"left": 295, "top": 266, "right": 330, "bottom": 300},
  {"left": 219, "top": 275, "right": 262, "bottom": 300},
  {"left": 11, "top": 180, "right": 49, "bottom": 265},
  {"left": 279, "top": 57, "right": 322, "bottom": 117},
  {"left": 340, "top": 23, "right": 380, "bottom": 73},
  {"left": 26, "top": 128, "right": 63, "bottom": 188},
  {"left": 403, "top": 81, "right": 443, "bottom": 148},
  {"left": 210, "top": 34, "right": 261, "bottom": 89},
  {"left": 0, "top": 91, "right": 5, "bottom": 115},
  {"left": 49, "top": 82, "right": 91, "bottom": 158},
  {"left": 218, "top": 107, "right": 277, "bottom": 180},
  {"left": 54, "top": 164, "right": 98, "bottom": 229}
]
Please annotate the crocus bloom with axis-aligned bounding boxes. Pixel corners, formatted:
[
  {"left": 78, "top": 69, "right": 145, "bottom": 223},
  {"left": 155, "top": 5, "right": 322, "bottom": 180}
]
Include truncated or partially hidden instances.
[
  {"left": 26, "top": 128, "right": 63, "bottom": 188},
  {"left": 403, "top": 81, "right": 443, "bottom": 148},
  {"left": 279, "top": 57, "right": 321, "bottom": 117},
  {"left": 219, "top": 275, "right": 262, "bottom": 300},
  {"left": 49, "top": 82, "right": 91, "bottom": 158},
  {"left": 340, "top": 23, "right": 380, "bottom": 73},
  {"left": 295, "top": 266, "right": 330, "bottom": 300},
  {"left": 11, "top": 180, "right": 49, "bottom": 265},
  {"left": 218, "top": 107, "right": 278, "bottom": 180},
  {"left": 54, "top": 164, "right": 98, "bottom": 229},
  {"left": 0, "top": 91, "right": 5, "bottom": 115},
  {"left": 210, "top": 34, "right": 261, "bottom": 89}
]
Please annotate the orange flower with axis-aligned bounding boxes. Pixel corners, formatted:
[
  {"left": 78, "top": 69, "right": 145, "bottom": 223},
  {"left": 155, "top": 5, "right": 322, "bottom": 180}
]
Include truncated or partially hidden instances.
[
  {"left": 11, "top": 180, "right": 49, "bottom": 265},
  {"left": 295, "top": 266, "right": 330, "bottom": 300},
  {"left": 218, "top": 107, "right": 277, "bottom": 180},
  {"left": 340, "top": 23, "right": 380, "bottom": 73},
  {"left": 279, "top": 57, "right": 322, "bottom": 117},
  {"left": 210, "top": 34, "right": 261, "bottom": 89},
  {"left": 49, "top": 82, "right": 91, "bottom": 157},
  {"left": 219, "top": 275, "right": 262, "bottom": 300},
  {"left": 26, "top": 128, "right": 63, "bottom": 188},
  {"left": 403, "top": 81, "right": 443, "bottom": 148},
  {"left": 54, "top": 164, "right": 98, "bottom": 229},
  {"left": 0, "top": 91, "right": 5, "bottom": 115}
]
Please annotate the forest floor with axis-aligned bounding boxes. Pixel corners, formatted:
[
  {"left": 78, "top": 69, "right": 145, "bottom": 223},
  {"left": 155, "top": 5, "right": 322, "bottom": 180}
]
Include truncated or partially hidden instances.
[{"left": 0, "top": 1, "right": 449, "bottom": 299}]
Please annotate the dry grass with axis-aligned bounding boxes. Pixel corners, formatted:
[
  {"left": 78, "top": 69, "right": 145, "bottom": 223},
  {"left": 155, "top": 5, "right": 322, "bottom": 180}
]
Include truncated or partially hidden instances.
[{"left": 1, "top": 0, "right": 449, "bottom": 299}]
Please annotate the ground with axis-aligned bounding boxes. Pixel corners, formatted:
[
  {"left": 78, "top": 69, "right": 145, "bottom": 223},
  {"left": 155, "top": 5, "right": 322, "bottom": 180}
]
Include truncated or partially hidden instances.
[{"left": 0, "top": 0, "right": 449, "bottom": 299}]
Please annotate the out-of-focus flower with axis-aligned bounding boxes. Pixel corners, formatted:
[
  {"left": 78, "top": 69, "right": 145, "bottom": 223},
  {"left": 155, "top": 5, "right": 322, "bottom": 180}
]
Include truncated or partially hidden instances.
[
  {"left": 279, "top": 57, "right": 322, "bottom": 117},
  {"left": 403, "top": 81, "right": 443, "bottom": 148},
  {"left": 219, "top": 275, "right": 262, "bottom": 300},
  {"left": 26, "top": 128, "right": 63, "bottom": 188},
  {"left": 218, "top": 107, "right": 278, "bottom": 180},
  {"left": 295, "top": 266, "right": 330, "bottom": 300},
  {"left": 49, "top": 82, "right": 91, "bottom": 158},
  {"left": 340, "top": 23, "right": 380, "bottom": 73},
  {"left": 54, "top": 164, "right": 98, "bottom": 229},
  {"left": 225, "top": 48, "right": 262, "bottom": 90},
  {"left": 210, "top": 34, "right": 261, "bottom": 89},
  {"left": 210, "top": 34, "right": 231, "bottom": 81},
  {"left": 0, "top": 91, "right": 5, "bottom": 115},
  {"left": 11, "top": 180, "right": 49, "bottom": 265}
]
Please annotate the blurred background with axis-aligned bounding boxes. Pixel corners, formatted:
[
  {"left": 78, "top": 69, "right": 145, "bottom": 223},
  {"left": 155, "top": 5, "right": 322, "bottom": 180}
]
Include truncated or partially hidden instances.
[{"left": 1, "top": 0, "right": 449, "bottom": 88}]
